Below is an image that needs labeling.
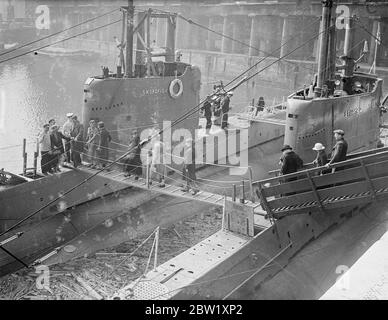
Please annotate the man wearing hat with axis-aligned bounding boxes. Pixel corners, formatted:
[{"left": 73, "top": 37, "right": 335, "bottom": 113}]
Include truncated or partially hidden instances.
[
  {"left": 325, "top": 129, "right": 348, "bottom": 170},
  {"left": 62, "top": 112, "right": 74, "bottom": 163},
  {"left": 312, "top": 143, "right": 330, "bottom": 175},
  {"left": 279, "top": 144, "right": 303, "bottom": 182}
]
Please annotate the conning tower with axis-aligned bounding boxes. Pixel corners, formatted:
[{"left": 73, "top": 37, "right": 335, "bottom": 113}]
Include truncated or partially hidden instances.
[
  {"left": 82, "top": 0, "right": 201, "bottom": 156},
  {"left": 284, "top": 0, "right": 384, "bottom": 162}
]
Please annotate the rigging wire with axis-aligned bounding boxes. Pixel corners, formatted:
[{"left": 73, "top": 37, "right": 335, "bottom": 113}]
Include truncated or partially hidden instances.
[
  {"left": 0, "top": 8, "right": 121, "bottom": 58},
  {"left": 155, "top": 7, "right": 322, "bottom": 75},
  {"left": 0, "top": 19, "right": 122, "bottom": 65}
]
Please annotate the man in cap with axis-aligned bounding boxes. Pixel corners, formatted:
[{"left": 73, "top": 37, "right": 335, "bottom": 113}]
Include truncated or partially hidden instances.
[
  {"left": 325, "top": 129, "right": 348, "bottom": 171},
  {"left": 62, "top": 112, "right": 74, "bottom": 163},
  {"left": 279, "top": 144, "right": 303, "bottom": 183}
]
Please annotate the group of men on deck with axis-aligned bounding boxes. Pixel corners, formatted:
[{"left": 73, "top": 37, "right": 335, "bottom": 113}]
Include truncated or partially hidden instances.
[
  {"left": 279, "top": 129, "right": 348, "bottom": 181},
  {"left": 38, "top": 113, "right": 112, "bottom": 175}
]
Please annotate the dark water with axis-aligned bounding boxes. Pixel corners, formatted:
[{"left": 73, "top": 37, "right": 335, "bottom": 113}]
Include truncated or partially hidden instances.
[{"left": 0, "top": 53, "right": 112, "bottom": 173}]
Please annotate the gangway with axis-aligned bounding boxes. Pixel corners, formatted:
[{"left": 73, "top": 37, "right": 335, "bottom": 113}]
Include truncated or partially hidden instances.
[
  {"left": 254, "top": 146, "right": 388, "bottom": 219},
  {"left": 77, "top": 165, "right": 261, "bottom": 211}
]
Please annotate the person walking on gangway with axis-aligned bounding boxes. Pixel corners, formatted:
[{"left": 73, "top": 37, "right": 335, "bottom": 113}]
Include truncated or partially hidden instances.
[
  {"left": 279, "top": 144, "right": 303, "bottom": 183},
  {"left": 312, "top": 142, "right": 330, "bottom": 175},
  {"left": 151, "top": 135, "right": 166, "bottom": 187},
  {"left": 38, "top": 124, "right": 52, "bottom": 175},
  {"left": 123, "top": 129, "right": 142, "bottom": 180},
  {"left": 325, "top": 129, "right": 348, "bottom": 172},
  {"left": 181, "top": 138, "right": 199, "bottom": 195}
]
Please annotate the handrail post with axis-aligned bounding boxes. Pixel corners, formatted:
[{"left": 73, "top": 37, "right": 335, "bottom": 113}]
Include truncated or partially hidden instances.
[
  {"left": 33, "top": 138, "right": 39, "bottom": 177},
  {"left": 153, "top": 226, "right": 159, "bottom": 271},
  {"left": 240, "top": 180, "right": 245, "bottom": 204},
  {"left": 232, "top": 184, "right": 236, "bottom": 202},
  {"left": 22, "top": 138, "right": 27, "bottom": 176},
  {"left": 146, "top": 153, "right": 150, "bottom": 188},
  {"left": 248, "top": 166, "right": 254, "bottom": 203},
  {"left": 360, "top": 159, "right": 376, "bottom": 200}
]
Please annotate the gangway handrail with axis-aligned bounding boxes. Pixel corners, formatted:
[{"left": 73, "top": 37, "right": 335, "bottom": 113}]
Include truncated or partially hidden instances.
[
  {"left": 267, "top": 146, "right": 388, "bottom": 176},
  {"left": 254, "top": 147, "right": 388, "bottom": 186}
]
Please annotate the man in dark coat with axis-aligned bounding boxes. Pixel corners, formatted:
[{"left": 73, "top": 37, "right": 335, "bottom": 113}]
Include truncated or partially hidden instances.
[
  {"left": 279, "top": 144, "right": 303, "bottom": 183},
  {"left": 201, "top": 96, "right": 212, "bottom": 133},
  {"left": 325, "top": 129, "right": 348, "bottom": 171},
  {"left": 123, "top": 129, "right": 142, "bottom": 179},
  {"left": 50, "top": 125, "right": 70, "bottom": 172}
]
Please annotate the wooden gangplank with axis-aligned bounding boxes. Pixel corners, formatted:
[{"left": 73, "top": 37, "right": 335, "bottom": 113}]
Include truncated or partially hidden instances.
[
  {"left": 77, "top": 166, "right": 261, "bottom": 211},
  {"left": 253, "top": 147, "right": 388, "bottom": 219}
]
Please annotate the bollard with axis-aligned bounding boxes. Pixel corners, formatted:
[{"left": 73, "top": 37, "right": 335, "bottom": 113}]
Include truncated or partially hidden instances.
[
  {"left": 240, "top": 180, "right": 245, "bottom": 204},
  {"left": 22, "top": 139, "right": 27, "bottom": 176}
]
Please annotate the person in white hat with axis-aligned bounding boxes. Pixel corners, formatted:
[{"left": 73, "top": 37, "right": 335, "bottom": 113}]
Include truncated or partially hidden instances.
[
  {"left": 62, "top": 113, "right": 74, "bottom": 163},
  {"left": 312, "top": 142, "right": 329, "bottom": 174}
]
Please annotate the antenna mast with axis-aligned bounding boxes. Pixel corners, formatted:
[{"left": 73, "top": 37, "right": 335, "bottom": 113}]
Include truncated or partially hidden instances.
[
  {"left": 314, "top": 0, "right": 333, "bottom": 97},
  {"left": 125, "top": 0, "right": 134, "bottom": 78}
]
